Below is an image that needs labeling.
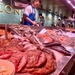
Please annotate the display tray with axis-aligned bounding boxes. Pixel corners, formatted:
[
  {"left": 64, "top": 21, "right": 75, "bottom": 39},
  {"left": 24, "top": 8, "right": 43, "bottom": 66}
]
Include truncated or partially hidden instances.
[
  {"left": 0, "top": 24, "right": 75, "bottom": 75},
  {"left": 8, "top": 25, "right": 55, "bottom": 35}
]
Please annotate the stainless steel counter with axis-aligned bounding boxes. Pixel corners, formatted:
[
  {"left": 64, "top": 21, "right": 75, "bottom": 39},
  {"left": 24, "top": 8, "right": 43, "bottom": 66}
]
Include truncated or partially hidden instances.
[{"left": 51, "top": 53, "right": 75, "bottom": 75}]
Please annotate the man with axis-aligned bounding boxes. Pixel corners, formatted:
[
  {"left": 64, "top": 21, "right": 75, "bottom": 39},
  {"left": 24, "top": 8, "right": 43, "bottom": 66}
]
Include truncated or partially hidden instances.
[
  {"left": 23, "top": 0, "right": 41, "bottom": 26},
  {"left": 39, "top": 13, "right": 44, "bottom": 26}
]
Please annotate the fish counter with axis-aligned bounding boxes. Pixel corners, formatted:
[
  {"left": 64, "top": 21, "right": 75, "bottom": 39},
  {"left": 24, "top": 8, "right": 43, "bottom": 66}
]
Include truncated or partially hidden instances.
[{"left": 0, "top": 24, "right": 75, "bottom": 75}]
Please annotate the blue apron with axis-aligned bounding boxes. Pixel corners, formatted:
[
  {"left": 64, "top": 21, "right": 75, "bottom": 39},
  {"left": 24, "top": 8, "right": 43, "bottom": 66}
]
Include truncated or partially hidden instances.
[{"left": 24, "top": 6, "right": 35, "bottom": 26}]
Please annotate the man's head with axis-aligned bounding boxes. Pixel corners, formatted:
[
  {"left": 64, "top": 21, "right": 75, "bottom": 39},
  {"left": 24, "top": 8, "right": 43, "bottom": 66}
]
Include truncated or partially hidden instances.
[
  {"left": 32, "top": 0, "right": 41, "bottom": 8},
  {"left": 39, "top": 13, "right": 42, "bottom": 18}
]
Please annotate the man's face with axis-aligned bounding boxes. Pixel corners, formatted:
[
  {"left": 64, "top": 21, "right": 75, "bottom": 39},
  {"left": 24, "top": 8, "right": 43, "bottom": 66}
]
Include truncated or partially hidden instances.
[
  {"left": 33, "top": 1, "right": 40, "bottom": 8},
  {"left": 39, "top": 15, "right": 42, "bottom": 18}
]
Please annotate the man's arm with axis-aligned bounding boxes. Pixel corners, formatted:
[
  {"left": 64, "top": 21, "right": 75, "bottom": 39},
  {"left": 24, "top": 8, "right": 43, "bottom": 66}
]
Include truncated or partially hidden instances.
[{"left": 23, "top": 14, "right": 37, "bottom": 26}]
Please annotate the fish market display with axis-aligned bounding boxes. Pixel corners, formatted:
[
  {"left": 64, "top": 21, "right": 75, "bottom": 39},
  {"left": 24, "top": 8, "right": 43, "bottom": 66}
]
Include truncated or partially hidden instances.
[{"left": 0, "top": 25, "right": 75, "bottom": 75}]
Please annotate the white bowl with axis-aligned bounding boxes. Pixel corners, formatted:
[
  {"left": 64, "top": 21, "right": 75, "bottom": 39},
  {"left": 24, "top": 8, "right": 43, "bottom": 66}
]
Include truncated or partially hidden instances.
[{"left": 0, "top": 59, "right": 15, "bottom": 75}]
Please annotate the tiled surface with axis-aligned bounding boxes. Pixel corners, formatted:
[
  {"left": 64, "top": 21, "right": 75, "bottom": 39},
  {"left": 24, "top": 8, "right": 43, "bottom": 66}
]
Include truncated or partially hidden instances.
[{"left": 0, "top": 0, "right": 22, "bottom": 24}]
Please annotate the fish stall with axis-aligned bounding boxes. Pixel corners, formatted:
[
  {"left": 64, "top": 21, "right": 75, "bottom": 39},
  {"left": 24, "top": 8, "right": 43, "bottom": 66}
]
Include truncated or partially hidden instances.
[{"left": 0, "top": 24, "right": 75, "bottom": 75}]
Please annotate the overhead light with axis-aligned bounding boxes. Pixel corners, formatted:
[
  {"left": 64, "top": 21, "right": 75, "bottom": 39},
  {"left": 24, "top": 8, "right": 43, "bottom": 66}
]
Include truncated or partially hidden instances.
[
  {"left": 67, "top": 0, "right": 70, "bottom": 3},
  {"left": 0, "top": 0, "right": 2, "bottom": 2},
  {"left": 66, "top": 0, "right": 75, "bottom": 9}
]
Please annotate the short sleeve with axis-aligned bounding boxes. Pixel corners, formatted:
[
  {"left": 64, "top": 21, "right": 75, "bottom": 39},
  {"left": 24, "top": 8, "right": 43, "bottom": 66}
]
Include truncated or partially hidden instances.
[{"left": 24, "top": 5, "right": 32, "bottom": 16}]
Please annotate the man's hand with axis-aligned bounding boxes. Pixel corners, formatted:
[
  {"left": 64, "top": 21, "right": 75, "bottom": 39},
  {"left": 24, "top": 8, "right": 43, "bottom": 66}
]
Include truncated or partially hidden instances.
[
  {"left": 32, "top": 21, "right": 39, "bottom": 26},
  {"left": 24, "top": 16, "right": 39, "bottom": 26}
]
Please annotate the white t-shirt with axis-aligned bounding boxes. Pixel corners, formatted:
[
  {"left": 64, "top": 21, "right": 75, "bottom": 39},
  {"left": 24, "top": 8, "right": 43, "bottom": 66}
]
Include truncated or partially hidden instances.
[{"left": 24, "top": 5, "right": 35, "bottom": 17}]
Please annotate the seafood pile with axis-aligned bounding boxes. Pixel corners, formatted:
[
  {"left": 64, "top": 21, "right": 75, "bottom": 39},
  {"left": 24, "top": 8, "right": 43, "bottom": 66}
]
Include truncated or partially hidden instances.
[
  {"left": 0, "top": 38, "right": 56, "bottom": 75},
  {"left": 0, "top": 25, "right": 73, "bottom": 75}
]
